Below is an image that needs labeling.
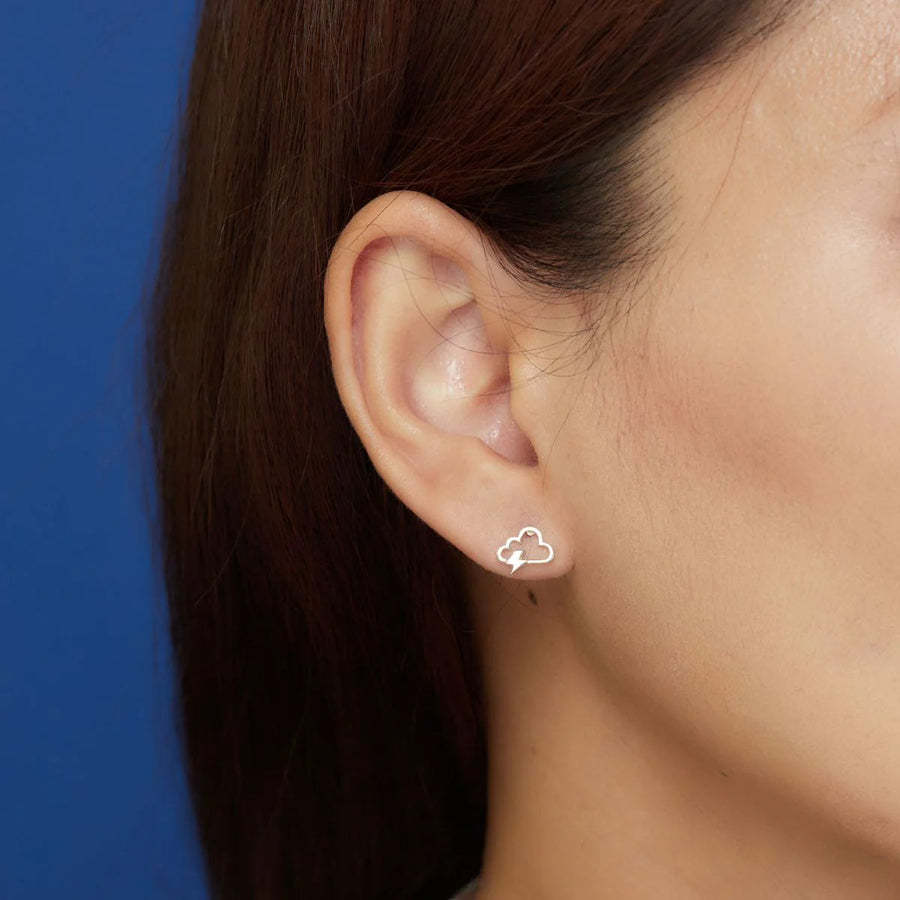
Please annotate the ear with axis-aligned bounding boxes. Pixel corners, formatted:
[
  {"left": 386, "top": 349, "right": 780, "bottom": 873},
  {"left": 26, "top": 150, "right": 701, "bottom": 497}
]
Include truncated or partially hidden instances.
[{"left": 323, "top": 190, "right": 577, "bottom": 580}]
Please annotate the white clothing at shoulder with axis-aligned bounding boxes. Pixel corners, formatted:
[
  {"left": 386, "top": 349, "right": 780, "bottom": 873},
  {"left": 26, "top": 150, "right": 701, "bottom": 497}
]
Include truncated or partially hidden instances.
[{"left": 450, "top": 877, "right": 479, "bottom": 899}]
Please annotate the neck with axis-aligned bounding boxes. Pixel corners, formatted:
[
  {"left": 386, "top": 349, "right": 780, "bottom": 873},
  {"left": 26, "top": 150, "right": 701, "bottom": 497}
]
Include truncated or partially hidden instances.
[{"left": 463, "top": 563, "right": 900, "bottom": 900}]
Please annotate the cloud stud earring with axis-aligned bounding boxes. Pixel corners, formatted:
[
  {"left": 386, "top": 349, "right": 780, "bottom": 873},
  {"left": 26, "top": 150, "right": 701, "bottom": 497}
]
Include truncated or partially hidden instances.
[{"left": 497, "top": 526, "right": 554, "bottom": 574}]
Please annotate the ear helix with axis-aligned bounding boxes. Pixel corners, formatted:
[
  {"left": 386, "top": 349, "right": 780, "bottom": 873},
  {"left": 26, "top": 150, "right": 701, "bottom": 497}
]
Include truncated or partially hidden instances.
[{"left": 496, "top": 526, "right": 555, "bottom": 575}]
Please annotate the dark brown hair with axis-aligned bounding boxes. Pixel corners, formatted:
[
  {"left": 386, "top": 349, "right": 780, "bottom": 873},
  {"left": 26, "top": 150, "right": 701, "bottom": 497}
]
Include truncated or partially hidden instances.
[{"left": 143, "top": 2, "right": 796, "bottom": 898}]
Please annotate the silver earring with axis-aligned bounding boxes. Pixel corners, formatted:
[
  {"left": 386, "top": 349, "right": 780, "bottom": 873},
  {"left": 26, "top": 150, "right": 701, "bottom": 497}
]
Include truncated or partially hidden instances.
[{"left": 497, "top": 525, "right": 554, "bottom": 574}]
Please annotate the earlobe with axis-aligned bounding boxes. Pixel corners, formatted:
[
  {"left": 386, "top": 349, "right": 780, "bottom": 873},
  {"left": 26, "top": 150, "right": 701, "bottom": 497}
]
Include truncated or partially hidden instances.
[{"left": 323, "top": 191, "right": 573, "bottom": 579}]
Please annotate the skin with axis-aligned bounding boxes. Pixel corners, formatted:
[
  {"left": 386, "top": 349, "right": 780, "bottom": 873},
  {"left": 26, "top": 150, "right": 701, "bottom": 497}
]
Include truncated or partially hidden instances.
[{"left": 323, "top": 0, "right": 900, "bottom": 896}]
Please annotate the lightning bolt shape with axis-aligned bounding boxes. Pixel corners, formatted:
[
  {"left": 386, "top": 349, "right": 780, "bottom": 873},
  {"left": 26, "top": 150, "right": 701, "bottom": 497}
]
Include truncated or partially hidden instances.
[{"left": 507, "top": 549, "right": 526, "bottom": 573}]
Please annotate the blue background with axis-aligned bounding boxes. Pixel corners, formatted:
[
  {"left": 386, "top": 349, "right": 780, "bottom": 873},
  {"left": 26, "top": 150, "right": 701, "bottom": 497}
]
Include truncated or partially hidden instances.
[{"left": 1, "top": 2, "right": 208, "bottom": 897}]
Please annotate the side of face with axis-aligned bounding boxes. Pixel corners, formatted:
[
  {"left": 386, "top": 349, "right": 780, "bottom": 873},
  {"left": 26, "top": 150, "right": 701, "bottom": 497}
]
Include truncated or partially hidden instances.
[
  {"left": 557, "top": 0, "right": 900, "bottom": 851},
  {"left": 322, "top": 0, "right": 900, "bottom": 861}
]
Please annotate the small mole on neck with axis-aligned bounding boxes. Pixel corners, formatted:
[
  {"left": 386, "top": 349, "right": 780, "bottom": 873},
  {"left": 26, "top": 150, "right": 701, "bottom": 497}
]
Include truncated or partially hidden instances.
[{"left": 527, "top": 590, "right": 538, "bottom": 606}]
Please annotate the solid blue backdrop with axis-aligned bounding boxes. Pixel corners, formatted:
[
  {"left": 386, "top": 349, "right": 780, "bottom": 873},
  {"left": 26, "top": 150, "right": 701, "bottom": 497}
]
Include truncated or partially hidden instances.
[{"left": 1, "top": 2, "right": 208, "bottom": 897}]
